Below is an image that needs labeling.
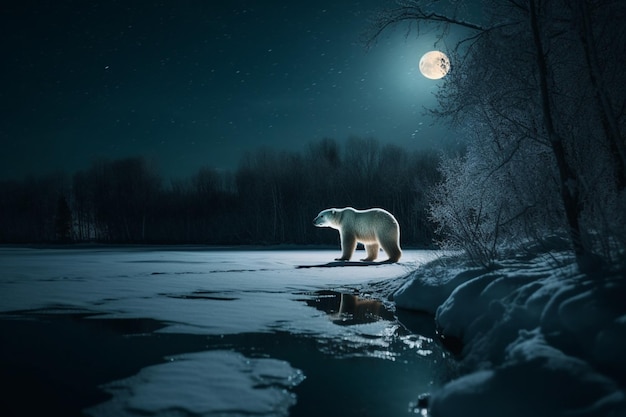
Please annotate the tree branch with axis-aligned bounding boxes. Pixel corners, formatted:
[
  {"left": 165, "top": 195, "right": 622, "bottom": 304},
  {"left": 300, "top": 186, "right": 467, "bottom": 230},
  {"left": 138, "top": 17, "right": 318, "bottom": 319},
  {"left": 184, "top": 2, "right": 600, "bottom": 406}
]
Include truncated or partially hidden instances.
[{"left": 365, "top": 2, "right": 488, "bottom": 48}]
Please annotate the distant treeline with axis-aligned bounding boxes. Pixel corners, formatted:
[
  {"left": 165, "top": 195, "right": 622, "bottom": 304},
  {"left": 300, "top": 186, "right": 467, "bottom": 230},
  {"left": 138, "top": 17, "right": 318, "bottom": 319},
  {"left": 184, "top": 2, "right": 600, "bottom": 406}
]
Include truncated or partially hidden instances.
[{"left": 0, "top": 137, "right": 443, "bottom": 247}]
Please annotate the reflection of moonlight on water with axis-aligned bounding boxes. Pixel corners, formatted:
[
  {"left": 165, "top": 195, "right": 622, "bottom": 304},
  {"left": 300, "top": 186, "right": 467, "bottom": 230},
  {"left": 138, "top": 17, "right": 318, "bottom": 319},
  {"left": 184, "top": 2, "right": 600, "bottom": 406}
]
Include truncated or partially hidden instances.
[{"left": 419, "top": 51, "right": 450, "bottom": 80}]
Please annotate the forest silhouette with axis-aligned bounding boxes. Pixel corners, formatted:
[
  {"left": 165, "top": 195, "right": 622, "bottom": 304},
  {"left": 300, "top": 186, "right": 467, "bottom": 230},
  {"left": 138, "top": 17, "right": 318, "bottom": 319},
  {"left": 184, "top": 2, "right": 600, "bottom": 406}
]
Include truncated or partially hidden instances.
[{"left": 0, "top": 137, "right": 443, "bottom": 247}]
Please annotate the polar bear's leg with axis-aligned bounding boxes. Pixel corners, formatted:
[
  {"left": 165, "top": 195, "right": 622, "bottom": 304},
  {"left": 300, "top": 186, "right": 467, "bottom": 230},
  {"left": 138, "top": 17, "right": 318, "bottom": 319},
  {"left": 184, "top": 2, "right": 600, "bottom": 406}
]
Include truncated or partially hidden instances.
[
  {"left": 362, "top": 243, "right": 379, "bottom": 261},
  {"left": 380, "top": 236, "right": 402, "bottom": 263},
  {"left": 337, "top": 233, "right": 357, "bottom": 261}
]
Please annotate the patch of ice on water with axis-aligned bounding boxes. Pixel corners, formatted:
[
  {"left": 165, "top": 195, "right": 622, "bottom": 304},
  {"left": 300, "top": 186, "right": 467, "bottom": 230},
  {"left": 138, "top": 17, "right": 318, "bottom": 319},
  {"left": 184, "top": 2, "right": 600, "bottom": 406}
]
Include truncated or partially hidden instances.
[{"left": 85, "top": 350, "right": 305, "bottom": 417}]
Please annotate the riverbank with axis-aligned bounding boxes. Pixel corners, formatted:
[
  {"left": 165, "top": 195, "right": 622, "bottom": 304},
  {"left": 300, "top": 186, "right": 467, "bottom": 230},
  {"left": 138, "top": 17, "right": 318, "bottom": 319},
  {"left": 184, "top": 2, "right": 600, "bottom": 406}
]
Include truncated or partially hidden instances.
[{"left": 385, "top": 250, "right": 626, "bottom": 417}]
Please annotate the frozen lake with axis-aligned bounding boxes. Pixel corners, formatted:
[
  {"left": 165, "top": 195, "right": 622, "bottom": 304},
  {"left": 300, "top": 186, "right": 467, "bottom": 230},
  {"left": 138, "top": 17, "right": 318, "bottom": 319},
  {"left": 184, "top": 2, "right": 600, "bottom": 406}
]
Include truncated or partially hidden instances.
[{"left": 0, "top": 247, "right": 456, "bottom": 417}]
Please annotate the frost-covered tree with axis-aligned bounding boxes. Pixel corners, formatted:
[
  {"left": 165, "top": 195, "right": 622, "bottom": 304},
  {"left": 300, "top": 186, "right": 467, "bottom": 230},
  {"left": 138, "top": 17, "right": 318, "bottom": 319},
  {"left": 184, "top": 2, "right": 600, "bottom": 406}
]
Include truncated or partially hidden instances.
[{"left": 368, "top": 0, "right": 626, "bottom": 269}]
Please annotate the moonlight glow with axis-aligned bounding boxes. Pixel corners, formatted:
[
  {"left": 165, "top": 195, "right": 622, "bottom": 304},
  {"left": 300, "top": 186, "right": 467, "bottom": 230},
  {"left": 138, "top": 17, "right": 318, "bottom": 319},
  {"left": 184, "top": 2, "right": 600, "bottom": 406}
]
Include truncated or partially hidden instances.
[{"left": 419, "top": 51, "right": 450, "bottom": 80}]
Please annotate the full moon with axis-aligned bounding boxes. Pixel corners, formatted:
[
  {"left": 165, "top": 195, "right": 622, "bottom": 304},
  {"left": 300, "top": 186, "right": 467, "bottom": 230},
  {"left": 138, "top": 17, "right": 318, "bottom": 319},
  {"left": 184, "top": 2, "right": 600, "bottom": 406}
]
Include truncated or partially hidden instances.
[{"left": 419, "top": 51, "right": 451, "bottom": 80}]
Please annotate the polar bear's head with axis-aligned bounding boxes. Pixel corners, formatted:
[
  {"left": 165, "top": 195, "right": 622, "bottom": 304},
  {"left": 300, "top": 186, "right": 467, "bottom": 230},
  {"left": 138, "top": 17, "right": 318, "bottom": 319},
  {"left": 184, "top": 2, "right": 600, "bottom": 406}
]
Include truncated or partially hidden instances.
[{"left": 313, "top": 208, "right": 341, "bottom": 229}]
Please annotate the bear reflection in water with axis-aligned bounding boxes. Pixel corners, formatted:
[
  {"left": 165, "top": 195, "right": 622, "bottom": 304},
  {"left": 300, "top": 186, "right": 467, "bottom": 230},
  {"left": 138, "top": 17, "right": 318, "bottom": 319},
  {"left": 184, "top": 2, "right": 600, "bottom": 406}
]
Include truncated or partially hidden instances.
[{"left": 304, "top": 290, "right": 395, "bottom": 326}]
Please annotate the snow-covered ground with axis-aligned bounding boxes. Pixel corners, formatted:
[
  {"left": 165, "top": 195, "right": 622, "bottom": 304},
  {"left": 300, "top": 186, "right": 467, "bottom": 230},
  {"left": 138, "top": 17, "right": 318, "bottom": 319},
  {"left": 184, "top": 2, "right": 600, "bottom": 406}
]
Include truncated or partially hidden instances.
[
  {"left": 391, "top": 251, "right": 626, "bottom": 417},
  {"left": 0, "top": 247, "right": 451, "bottom": 417}
]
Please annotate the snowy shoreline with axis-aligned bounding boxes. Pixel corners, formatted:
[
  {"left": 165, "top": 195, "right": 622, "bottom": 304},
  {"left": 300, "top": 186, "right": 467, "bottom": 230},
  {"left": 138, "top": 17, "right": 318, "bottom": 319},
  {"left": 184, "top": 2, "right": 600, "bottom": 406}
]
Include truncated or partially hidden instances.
[{"left": 386, "top": 251, "right": 626, "bottom": 417}]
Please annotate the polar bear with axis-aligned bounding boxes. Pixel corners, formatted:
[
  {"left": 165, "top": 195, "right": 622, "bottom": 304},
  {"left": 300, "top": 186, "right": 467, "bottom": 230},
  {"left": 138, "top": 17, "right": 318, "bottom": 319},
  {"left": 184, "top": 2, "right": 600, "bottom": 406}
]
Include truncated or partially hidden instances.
[{"left": 313, "top": 207, "right": 402, "bottom": 263}]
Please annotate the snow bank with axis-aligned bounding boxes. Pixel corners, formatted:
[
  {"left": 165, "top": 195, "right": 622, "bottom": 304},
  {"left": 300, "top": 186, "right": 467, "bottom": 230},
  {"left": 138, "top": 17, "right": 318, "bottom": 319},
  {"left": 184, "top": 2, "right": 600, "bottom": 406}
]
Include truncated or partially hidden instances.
[
  {"left": 390, "top": 253, "right": 626, "bottom": 417},
  {"left": 392, "top": 255, "right": 486, "bottom": 314}
]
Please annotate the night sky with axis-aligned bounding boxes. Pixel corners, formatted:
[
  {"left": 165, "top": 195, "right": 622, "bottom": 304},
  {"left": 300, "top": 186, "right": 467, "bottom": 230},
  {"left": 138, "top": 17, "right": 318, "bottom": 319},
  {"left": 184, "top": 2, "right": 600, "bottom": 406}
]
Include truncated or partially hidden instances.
[{"left": 2, "top": 0, "right": 460, "bottom": 181}]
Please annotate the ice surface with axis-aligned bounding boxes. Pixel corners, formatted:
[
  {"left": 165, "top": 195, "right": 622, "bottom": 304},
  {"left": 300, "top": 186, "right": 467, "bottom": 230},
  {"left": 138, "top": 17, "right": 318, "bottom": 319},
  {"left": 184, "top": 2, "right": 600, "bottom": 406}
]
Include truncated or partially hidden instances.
[
  {"left": 0, "top": 247, "right": 445, "bottom": 417},
  {"left": 0, "top": 248, "right": 436, "bottom": 338}
]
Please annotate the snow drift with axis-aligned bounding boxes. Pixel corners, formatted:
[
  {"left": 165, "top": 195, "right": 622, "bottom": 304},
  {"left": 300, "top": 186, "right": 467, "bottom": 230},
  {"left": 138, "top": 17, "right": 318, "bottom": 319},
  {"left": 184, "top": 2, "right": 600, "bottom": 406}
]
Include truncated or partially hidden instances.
[{"left": 391, "top": 252, "right": 626, "bottom": 417}]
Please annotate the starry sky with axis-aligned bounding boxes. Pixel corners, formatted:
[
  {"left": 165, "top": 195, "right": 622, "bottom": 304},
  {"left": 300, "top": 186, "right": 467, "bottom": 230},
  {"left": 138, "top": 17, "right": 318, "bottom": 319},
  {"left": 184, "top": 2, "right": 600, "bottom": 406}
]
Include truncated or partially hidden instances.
[{"left": 1, "top": 0, "right": 461, "bottom": 180}]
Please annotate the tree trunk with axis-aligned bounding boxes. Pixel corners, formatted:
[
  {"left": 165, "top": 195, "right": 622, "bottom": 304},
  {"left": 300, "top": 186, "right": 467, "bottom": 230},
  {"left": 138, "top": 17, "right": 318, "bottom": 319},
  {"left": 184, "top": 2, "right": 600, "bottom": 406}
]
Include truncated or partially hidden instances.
[
  {"left": 577, "top": 0, "right": 626, "bottom": 189},
  {"left": 529, "top": 0, "right": 588, "bottom": 267}
]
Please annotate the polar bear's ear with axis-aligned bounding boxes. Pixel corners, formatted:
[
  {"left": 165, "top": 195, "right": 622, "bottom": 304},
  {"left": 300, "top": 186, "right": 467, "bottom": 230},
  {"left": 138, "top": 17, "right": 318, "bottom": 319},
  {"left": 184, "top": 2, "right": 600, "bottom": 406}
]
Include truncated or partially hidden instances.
[{"left": 331, "top": 209, "right": 336, "bottom": 214}]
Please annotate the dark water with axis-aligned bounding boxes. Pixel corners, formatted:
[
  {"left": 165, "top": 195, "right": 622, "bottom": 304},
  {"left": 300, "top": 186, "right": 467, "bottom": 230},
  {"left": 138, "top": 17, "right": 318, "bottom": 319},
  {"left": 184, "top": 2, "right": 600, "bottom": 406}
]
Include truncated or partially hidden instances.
[{"left": 0, "top": 292, "right": 456, "bottom": 417}]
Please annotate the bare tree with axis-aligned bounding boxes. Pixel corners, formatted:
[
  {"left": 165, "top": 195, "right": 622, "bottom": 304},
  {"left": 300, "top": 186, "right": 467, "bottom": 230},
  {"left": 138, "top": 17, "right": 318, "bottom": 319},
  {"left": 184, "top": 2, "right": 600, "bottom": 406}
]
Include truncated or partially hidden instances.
[
  {"left": 368, "top": 0, "right": 626, "bottom": 269},
  {"left": 54, "top": 194, "right": 73, "bottom": 242},
  {"left": 573, "top": 0, "right": 626, "bottom": 189}
]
